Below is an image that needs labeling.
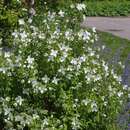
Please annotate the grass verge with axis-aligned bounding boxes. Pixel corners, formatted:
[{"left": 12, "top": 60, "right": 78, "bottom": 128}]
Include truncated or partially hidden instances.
[{"left": 98, "top": 31, "right": 130, "bottom": 63}]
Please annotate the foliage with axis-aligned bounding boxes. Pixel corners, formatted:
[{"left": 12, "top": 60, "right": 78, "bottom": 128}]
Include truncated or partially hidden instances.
[
  {"left": 36, "top": 0, "right": 76, "bottom": 11},
  {"left": 0, "top": 0, "right": 27, "bottom": 47},
  {"left": 36, "top": 0, "right": 130, "bottom": 16},
  {"left": 84, "top": 0, "right": 130, "bottom": 16},
  {"left": 0, "top": 3, "right": 128, "bottom": 130}
]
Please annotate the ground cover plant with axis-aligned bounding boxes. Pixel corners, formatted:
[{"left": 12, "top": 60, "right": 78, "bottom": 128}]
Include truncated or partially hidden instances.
[{"left": 0, "top": 1, "right": 129, "bottom": 130}]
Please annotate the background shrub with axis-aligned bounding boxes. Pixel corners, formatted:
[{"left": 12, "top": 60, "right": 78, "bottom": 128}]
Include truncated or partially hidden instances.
[
  {"left": 0, "top": 0, "right": 27, "bottom": 47},
  {"left": 84, "top": 0, "right": 130, "bottom": 16}
]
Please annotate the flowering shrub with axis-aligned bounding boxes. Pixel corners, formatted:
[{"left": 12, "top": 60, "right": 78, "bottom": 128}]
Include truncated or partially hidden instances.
[{"left": 0, "top": 3, "right": 128, "bottom": 130}]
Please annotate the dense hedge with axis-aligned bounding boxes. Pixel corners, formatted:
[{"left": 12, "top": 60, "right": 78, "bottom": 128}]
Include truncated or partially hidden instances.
[
  {"left": 84, "top": 0, "right": 130, "bottom": 16},
  {"left": 33, "top": 0, "right": 130, "bottom": 16}
]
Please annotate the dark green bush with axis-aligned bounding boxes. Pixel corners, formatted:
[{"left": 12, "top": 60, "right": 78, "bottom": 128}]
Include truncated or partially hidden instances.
[
  {"left": 84, "top": 0, "right": 130, "bottom": 16},
  {"left": 0, "top": 0, "right": 27, "bottom": 47}
]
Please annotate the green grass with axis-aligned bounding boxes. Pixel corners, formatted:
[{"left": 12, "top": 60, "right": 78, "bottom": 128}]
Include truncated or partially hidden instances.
[
  {"left": 98, "top": 31, "right": 130, "bottom": 63},
  {"left": 84, "top": 0, "right": 130, "bottom": 16}
]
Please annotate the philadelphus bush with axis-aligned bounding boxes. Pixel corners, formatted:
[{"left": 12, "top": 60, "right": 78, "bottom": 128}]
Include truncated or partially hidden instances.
[{"left": 0, "top": 3, "right": 128, "bottom": 130}]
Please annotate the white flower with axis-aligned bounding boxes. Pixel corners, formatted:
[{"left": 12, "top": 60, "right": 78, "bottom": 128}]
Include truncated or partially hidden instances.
[
  {"left": 83, "top": 31, "right": 91, "bottom": 40},
  {"left": 58, "top": 10, "right": 65, "bottom": 17},
  {"left": 79, "top": 55, "right": 86, "bottom": 62},
  {"left": 63, "top": 52, "right": 68, "bottom": 58},
  {"left": 0, "top": 67, "right": 7, "bottom": 74},
  {"left": 70, "top": 4, "right": 75, "bottom": 9},
  {"left": 39, "top": 33, "right": 45, "bottom": 39},
  {"left": 22, "top": 8, "right": 28, "bottom": 11},
  {"left": 38, "top": 86, "right": 47, "bottom": 94},
  {"left": 28, "top": 18, "right": 33, "bottom": 23},
  {"left": 67, "top": 65, "right": 73, "bottom": 71},
  {"left": 60, "top": 56, "right": 66, "bottom": 62},
  {"left": 4, "top": 107, "right": 12, "bottom": 116},
  {"left": 94, "top": 75, "right": 101, "bottom": 81},
  {"left": 103, "top": 114, "right": 107, "bottom": 117},
  {"left": 91, "top": 101, "right": 98, "bottom": 112},
  {"left": 102, "top": 45, "right": 105, "bottom": 50},
  {"left": 65, "top": 31, "right": 71, "bottom": 38},
  {"left": 4, "top": 52, "right": 11, "bottom": 58},
  {"left": 42, "top": 118, "right": 49, "bottom": 127},
  {"left": 71, "top": 117, "right": 80, "bottom": 130},
  {"left": 50, "top": 49, "right": 58, "bottom": 57},
  {"left": 71, "top": 58, "right": 78, "bottom": 65},
  {"left": 12, "top": 30, "right": 18, "bottom": 38},
  {"left": 42, "top": 75, "right": 50, "bottom": 83},
  {"left": 92, "top": 27, "right": 96, "bottom": 33},
  {"left": 58, "top": 66, "right": 65, "bottom": 75},
  {"left": 52, "top": 77, "right": 59, "bottom": 85},
  {"left": 5, "top": 97, "right": 10, "bottom": 102},
  {"left": 83, "top": 14, "right": 86, "bottom": 20},
  {"left": 76, "top": 3, "right": 86, "bottom": 11},
  {"left": 104, "top": 64, "right": 108, "bottom": 72},
  {"left": 31, "top": 80, "right": 38, "bottom": 87},
  {"left": 89, "top": 51, "right": 95, "bottom": 56},
  {"left": 59, "top": 44, "right": 71, "bottom": 52},
  {"left": 117, "top": 91, "right": 123, "bottom": 97},
  {"left": 17, "top": 0, "right": 20, "bottom": 2},
  {"left": 33, "top": 114, "right": 39, "bottom": 120},
  {"left": 30, "top": 25, "right": 38, "bottom": 32},
  {"left": 15, "top": 115, "right": 23, "bottom": 122},
  {"left": 123, "top": 85, "right": 128, "bottom": 90},
  {"left": 78, "top": 30, "right": 83, "bottom": 38},
  {"left": 82, "top": 99, "right": 90, "bottom": 106},
  {"left": 20, "top": 31, "right": 27, "bottom": 40},
  {"left": 113, "top": 74, "right": 121, "bottom": 82},
  {"left": 27, "top": 56, "right": 34, "bottom": 64},
  {"left": 118, "top": 61, "right": 122, "bottom": 65},
  {"left": 15, "top": 96, "right": 24, "bottom": 106},
  {"left": 18, "top": 19, "right": 25, "bottom": 25},
  {"left": 104, "top": 101, "right": 107, "bottom": 106}
]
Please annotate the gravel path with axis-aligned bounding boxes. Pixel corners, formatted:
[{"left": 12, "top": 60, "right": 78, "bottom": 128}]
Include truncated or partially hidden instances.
[{"left": 82, "top": 17, "right": 130, "bottom": 40}]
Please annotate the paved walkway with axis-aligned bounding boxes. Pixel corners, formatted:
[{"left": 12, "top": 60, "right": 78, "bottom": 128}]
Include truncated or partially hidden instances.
[{"left": 82, "top": 17, "right": 130, "bottom": 40}]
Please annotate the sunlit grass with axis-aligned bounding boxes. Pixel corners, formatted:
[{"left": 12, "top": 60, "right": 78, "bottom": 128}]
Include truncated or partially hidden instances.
[{"left": 98, "top": 31, "right": 130, "bottom": 65}]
